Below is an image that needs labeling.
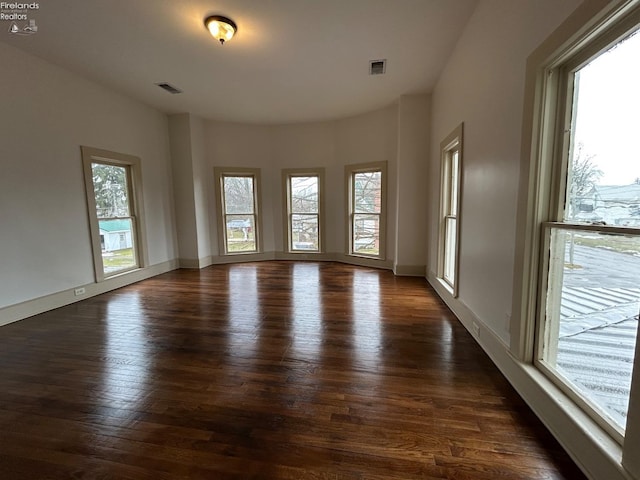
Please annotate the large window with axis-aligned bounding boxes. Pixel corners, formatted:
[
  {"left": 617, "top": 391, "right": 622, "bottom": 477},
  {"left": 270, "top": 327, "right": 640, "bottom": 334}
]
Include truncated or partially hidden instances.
[
  {"left": 81, "top": 147, "right": 146, "bottom": 281},
  {"left": 214, "top": 168, "right": 261, "bottom": 255},
  {"left": 283, "top": 169, "right": 324, "bottom": 253},
  {"left": 533, "top": 11, "right": 640, "bottom": 442},
  {"left": 438, "top": 124, "right": 463, "bottom": 296},
  {"left": 346, "top": 162, "right": 386, "bottom": 259}
]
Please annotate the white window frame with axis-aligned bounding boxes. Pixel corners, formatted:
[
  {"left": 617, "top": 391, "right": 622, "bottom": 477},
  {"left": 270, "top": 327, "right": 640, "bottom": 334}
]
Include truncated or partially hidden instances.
[
  {"left": 437, "top": 124, "right": 463, "bottom": 297},
  {"left": 81, "top": 146, "right": 147, "bottom": 282},
  {"left": 345, "top": 161, "right": 387, "bottom": 260},
  {"left": 214, "top": 167, "right": 262, "bottom": 256},
  {"left": 282, "top": 168, "right": 325, "bottom": 254},
  {"left": 516, "top": 1, "right": 640, "bottom": 450}
]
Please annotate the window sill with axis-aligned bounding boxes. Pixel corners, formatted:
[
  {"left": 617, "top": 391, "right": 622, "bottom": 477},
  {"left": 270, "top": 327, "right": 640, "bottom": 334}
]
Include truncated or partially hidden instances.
[
  {"left": 100, "top": 266, "right": 143, "bottom": 283},
  {"left": 436, "top": 276, "right": 455, "bottom": 297}
]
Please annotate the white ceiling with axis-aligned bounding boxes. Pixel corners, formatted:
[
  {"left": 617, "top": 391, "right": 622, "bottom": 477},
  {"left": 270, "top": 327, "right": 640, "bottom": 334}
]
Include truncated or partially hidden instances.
[{"left": 2, "top": 0, "right": 478, "bottom": 124}]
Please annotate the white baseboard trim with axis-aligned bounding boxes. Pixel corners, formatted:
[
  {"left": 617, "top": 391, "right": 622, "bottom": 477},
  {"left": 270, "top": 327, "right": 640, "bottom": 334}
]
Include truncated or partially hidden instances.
[
  {"left": 179, "top": 256, "right": 215, "bottom": 269},
  {"left": 426, "top": 270, "right": 631, "bottom": 480},
  {"left": 274, "top": 251, "right": 335, "bottom": 262},
  {"left": 0, "top": 259, "right": 179, "bottom": 327},
  {"left": 393, "top": 264, "right": 427, "bottom": 276},
  {"left": 332, "top": 253, "right": 393, "bottom": 270},
  {"left": 203, "top": 251, "right": 394, "bottom": 271},
  {"left": 208, "top": 252, "right": 276, "bottom": 264},
  {"left": 178, "top": 258, "right": 201, "bottom": 269},
  {"left": 178, "top": 258, "right": 202, "bottom": 270}
]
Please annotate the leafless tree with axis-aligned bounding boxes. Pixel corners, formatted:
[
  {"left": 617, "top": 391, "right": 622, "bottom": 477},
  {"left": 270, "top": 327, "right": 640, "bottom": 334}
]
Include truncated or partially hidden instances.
[
  {"left": 223, "top": 176, "right": 254, "bottom": 214},
  {"left": 92, "top": 164, "right": 129, "bottom": 218},
  {"left": 567, "top": 142, "right": 603, "bottom": 219}
]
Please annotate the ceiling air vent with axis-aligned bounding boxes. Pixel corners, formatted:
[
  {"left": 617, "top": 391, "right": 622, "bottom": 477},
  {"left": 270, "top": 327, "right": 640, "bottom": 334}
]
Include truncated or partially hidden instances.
[
  {"left": 369, "top": 59, "right": 386, "bottom": 75},
  {"left": 156, "top": 82, "right": 183, "bottom": 94}
]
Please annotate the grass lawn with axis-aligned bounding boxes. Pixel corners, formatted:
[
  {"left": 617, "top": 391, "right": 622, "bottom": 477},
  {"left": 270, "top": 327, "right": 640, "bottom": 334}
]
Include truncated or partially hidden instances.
[
  {"left": 102, "top": 248, "right": 136, "bottom": 269},
  {"left": 227, "top": 229, "right": 256, "bottom": 252},
  {"left": 573, "top": 233, "right": 640, "bottom": 256},
  {"left": 228, "top": 241, "right": 257, "bottom": 252}
]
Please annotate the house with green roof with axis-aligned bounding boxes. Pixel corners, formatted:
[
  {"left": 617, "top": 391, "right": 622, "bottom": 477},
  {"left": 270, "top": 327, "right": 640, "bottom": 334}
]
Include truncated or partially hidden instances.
[{"left": 98, "top": 219, "right": 133, "bottom": 252}]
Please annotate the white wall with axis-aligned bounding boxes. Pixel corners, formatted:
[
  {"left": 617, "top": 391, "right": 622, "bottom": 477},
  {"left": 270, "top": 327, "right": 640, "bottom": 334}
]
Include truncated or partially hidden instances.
[
  {"left": 271, "top": 122, "right": 337, "bottom": 252},
  {"left": 334, "top": 105, "right": 399, "bottom": 263},
  {"left": 0, "top": 42, "right": 177, "bottom": 310},
  {"left": 169, "top": 113, "right": 211, "bottom": 266},
  {"left": 428, "top": 0, "right": 582, "bottom": 345},
  {"left": 395, "top": 94, "right": 430, "bottom": 275},
  {"left": 204, "top": 122, "right": 276, "bottom": 255},
  {"left": 169, "top": 114, "right": 199, "bottom": 262},
  {"left": 190, "top": 115, "right": 212, "bottom": 261},
  {"left": 201, "top": 105, "right": 407, "bottom": 266}
]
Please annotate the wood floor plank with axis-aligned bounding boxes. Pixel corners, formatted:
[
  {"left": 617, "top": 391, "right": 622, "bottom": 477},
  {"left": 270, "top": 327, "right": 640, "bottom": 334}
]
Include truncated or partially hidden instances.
[{"left": 0, "top": 261, "right": 587, "bottom": 479}]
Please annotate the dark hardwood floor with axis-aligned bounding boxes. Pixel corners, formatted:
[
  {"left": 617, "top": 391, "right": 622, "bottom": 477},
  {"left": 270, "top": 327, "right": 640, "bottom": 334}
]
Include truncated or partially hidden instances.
[{"left": 0, "top": 261, "right": 586, "bottom": 479}]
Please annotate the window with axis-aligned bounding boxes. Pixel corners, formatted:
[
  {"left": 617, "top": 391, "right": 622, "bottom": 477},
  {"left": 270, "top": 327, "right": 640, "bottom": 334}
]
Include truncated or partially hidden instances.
[
  {"left": 283, "top": 169, "right": 324, "bottom": 253},
  {"left": 346, "top": 162, "right": 386, "bottom": 259},
  {"left": 214, "top": 168, "right": 261, "bottom": 255},
  {"left": 81, "top": 146, "right": 146, "bottom": 281},
  {"left": 438, "top": 124, "right": 463, "bottom": 295},
  {"left": 532, "top": 10, "right": 640, "bottom": 442}
]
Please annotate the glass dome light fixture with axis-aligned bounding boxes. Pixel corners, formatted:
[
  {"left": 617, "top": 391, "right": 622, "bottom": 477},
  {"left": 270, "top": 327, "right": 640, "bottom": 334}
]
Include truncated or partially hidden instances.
[{"left": 204, "top": 15, "right": 237, "bottom": 45}]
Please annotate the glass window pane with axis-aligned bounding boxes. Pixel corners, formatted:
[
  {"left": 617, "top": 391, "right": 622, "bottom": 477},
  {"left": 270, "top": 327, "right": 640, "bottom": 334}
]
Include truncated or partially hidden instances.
[
  {"left": 444, "top": 217, "right": 457, "bottom": 284},
  {"left": 225, "top": 215, "right": 256, "bottom": 252},
  {"left": 354, "top": 171, "right": 382, "bottom": 214},
  {"left": 98, "top": 218, "right": 137, "bottom": 274},
  {"left": 353, "top": 213, "right": 380, "bottom": 255},
  {"left": 566, "top": 31, "right": 640, "bottom": 223},
  {"left": 91, "top": 163, "right": 130, "bottom": 218},
  {"left": 291, "top": 176, "right": 318, "bottom": 214},
  {"left": 224, "top": 176, "right": 255, "bottom": 215},
  {"left": 544, "top": 227, "right": 639, "bottom": 431},
  {"left": 291, "top": 214, "right": 319, "bottom": 251},
  {"left": 450, "top": 150, "right": 459, "bottom": 215}
]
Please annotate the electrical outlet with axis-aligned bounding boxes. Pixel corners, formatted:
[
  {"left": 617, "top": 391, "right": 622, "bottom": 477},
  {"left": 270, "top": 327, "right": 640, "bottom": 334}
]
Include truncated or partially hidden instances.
[
  {"left": 74, "top": 287, "right": 86, "bottom": 296},
  {"left": 472, "top": 322, "right": 480, "bottom": 337}
]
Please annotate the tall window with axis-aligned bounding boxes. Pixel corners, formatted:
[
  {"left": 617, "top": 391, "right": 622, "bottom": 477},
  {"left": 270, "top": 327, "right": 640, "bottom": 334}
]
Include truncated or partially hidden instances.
[
  {"left": 533, "top": 14, "right": 640, "bottom": 442},
  {"left": 438, "top": 124, "right": 463, "bottom": 296},
  {"left": 346, "top": 162, "right": 386, "bottom": 259},
  {"left": 283, "top": 169, "right": 324, "bottom": 253},
  {"left": 81, "top": 146, "right": 146, "bottom": 281},
  {"left": 214, "top": 168, "right": 261, "bottom": 255}
]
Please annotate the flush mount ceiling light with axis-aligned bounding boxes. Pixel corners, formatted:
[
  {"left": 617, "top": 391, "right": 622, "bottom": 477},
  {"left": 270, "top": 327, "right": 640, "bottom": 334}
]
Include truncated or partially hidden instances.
[{"left": 204, "top": 15, "right": 237, "bottom": 45}]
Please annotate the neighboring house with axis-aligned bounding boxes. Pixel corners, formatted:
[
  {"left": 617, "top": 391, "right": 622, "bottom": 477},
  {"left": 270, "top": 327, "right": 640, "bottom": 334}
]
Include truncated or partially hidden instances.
[
  {"left": 98, "top": 219, "right": 133, "bottom": 252},
  {"left": 573, "top": 184, "right": 640, "bottom": 226}
]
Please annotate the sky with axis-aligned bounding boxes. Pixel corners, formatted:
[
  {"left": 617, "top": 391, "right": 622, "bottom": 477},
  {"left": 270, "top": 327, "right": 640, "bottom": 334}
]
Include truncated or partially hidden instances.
[{"left": 573, "top": 29, "right": 640, "bottom": 185}]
